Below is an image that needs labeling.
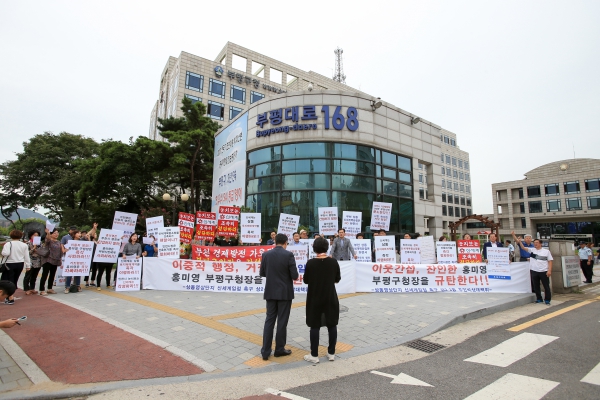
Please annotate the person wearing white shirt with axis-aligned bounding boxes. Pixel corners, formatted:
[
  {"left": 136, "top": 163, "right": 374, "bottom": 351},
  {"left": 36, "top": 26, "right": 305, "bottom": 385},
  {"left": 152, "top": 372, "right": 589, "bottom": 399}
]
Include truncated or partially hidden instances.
[
  {"left": 1, "top": 230, "right": 31, "bottom": 305},
  {"left": 512, "top": 231, "right": 553, "bottom": 305},
  {"left": 577, "top": 242, "right": 594, "bottom": 284}
]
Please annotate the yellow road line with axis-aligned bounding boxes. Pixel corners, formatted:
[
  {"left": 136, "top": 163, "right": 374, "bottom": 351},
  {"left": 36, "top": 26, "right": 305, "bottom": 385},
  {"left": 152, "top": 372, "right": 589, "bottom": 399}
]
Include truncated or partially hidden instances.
[
  {"left": 210, "top": 292, "right": 365, "bottom": 321},
  {"left": 94, "top": 289, "right": 353, "bottom": 365},
  {"left": 507, "top": 299, "right": 596, "bottom": 332}
]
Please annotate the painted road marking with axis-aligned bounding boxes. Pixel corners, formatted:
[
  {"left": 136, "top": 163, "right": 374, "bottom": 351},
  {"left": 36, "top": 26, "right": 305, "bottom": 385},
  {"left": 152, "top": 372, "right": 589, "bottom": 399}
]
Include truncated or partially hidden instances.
[
  {"left": 581, "top": 361, "right": 600, "bottom": 386},
  {"left": 265, "top": 388, "right": 310, "bottom": 399},
  {"left": 463, "top": 373, "right": 559, "bottom": 400},
  {"left": 371, "top": 370, "right": 433, "bottom": 386},
  {"left": 92, "top": 289, "right": 352, "bottom": 365},
  {"left": 507, "top": 300, "right": 595, "bottom": 332},
  {"left": 464, "top": 333, "right": 558, "bottom": 367}
]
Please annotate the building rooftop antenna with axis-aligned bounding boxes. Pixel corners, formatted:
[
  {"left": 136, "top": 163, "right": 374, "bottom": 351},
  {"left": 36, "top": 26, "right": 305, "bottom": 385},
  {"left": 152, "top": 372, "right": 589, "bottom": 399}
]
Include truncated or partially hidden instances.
[{"left": 333, "top": 47, "right": 346, "bottom": 84}]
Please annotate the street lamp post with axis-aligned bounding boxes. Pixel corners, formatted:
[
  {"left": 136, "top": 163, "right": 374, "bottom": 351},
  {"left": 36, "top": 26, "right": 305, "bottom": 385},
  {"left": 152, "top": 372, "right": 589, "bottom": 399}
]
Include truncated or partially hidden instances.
[{"left": 163, "top": 193, "right": 189, "bottom": 226}]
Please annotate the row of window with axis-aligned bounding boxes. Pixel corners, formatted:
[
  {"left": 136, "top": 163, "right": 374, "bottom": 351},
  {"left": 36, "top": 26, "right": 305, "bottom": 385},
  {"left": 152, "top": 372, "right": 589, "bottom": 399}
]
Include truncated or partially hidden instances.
[
  {"left": 440, "top": 153, "right": 469, "bottom": 170},
  {"left": 442, "top": 206, "right": 471, "bottom": 217},
  {"left": 520, "top": 196, "right": 600, "bottom": 213},
  {"left": 184, "top": 95, "right": 246, "bottom": 121},
  {"left": 517, "top": 179, "right": 600, "bottom": 198},
  {"left": 185, "top": 71, "right": 266, "bottom": 105},
  {"left": 248, "top": 143, "right": 412, "bottom": 171},
  {"left": 442, "top": 193, "right": 472, "bottom": 206},
  {"left": 440, "top": 135, "right": 457, "bottom": 147},
  {"left": 441, "top": 169, "right": 470, "bottom": 181},
  {"left": 442, "top": 180, "right": 471, "bottom": 193}
]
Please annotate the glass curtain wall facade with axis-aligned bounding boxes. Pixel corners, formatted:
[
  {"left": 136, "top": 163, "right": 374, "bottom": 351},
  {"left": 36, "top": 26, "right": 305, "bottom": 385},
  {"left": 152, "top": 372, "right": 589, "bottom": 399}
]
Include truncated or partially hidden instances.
[{"left": 245, "top": 142, "right": 414, "bottom": 237}]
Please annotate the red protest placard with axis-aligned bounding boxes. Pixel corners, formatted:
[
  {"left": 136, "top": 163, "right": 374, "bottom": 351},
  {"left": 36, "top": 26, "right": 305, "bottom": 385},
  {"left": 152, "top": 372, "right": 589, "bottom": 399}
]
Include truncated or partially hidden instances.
[
  {"left": 179, "top": 226, "right": 194, "bottom": 244},
  {"left": 195, "top": 224, "right": 217, "bottom": 241},
  {"left": 217, "top": 219, "right": 239, "bottom": 237},
  {"left": 457, "top": 240, "right": 482, "bottom": 263},
  {"left": 178, "top": 212, "right": 195, "bottom": 229}
]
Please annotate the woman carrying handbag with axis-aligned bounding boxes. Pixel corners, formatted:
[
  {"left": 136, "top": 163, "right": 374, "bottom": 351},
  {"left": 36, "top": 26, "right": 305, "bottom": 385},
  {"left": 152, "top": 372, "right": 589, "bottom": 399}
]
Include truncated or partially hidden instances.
[{"left": 0, "top": 230, "right": 31, "bottom": 304}]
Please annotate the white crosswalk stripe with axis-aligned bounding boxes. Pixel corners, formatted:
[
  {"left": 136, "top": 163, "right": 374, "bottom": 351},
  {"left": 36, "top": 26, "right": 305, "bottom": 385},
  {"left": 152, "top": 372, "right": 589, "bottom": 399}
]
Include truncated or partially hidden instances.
[
  {"left": 581, "top": 361, "right": 600, "bottom": 386},
  {"left": 464, "top": 332, "right": 558, "bottom": 367},
  {"left": 463, "top": 373, "right": 559, "bottom": 400},
  {"left": 265, "top": 388, "right": 310, "bottom": 400}
]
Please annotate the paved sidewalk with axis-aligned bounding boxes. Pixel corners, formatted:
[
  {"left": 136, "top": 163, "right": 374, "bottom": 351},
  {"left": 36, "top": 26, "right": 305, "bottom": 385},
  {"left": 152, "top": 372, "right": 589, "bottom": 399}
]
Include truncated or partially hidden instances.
[
  {"left": 0, "top": 339, "right": 32, "bottom": 392},
  {"left": 6, "top": 272, "right": 600, "bottom": 399}
]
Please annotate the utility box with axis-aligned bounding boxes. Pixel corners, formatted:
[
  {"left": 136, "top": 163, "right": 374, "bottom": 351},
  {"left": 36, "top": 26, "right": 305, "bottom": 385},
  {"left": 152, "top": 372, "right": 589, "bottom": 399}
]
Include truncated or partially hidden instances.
[{"left": 548, "top": 240, "right": 580, "bottom": 294}]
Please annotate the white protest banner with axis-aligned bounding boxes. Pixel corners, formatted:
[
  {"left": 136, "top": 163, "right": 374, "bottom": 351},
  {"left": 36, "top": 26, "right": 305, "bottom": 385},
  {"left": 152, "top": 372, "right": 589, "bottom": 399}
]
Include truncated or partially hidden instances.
[
  {"left": 370, "top": 202, "right": 392, "bottom": 231},
  {"left": 375, "top": 235, "right": 396, "bottom": 263},
  {"left": 561, "top": 255, "right": 581, "bottom": 287},
  {"left": 436, "top": 241, "right": 457, "bottom": 264},
  {"left": 290, "top": 245, "right": 308, "bottom": 286},
  {"left": 342, "top": 211, "right": 362, "bottom": 238},
  {"left": 277, "top": 213, "right": 300, "bottom": 242},
  {"left": 62, "top": 240, "right": 94, "bottom": 276},
  {"left": 318, "top": 207, "right": 338, "bottom": 236},
  {"left": 157, "top": 227, "right": 180, "bottom": 258},
  {"left": 350, "top": 239, "right": 372, "bottom": 263},
  {"left": 418, "top": 236, "right": 437, "bottom": 264},
  {"left": 299, "top": 239, "right": 316, "bottom": 259},
  {"left": 93, "top": 229, "right": 124, "bottom": 263},
  {"left": 112, "top": 211, "right": 138, "bottom": 242},
  {"left": 115, "top": 258, "right": 143, "bottom": 291},
  {"left": 45, "top": 220, "right": 55, "bottom": 232},
  {"left": 400, "top": 239, "right": 420, "bottom": 264},
  {"left": 146, "top": 216, "right": 163, "bottom": 238},
  {"left": 356, "top": 262, "right": 530, "bottom": 293},
  {"left": 32, "top": 236, "right": 41, "bottom": 246},
  {"left": 211, "top": 113, "right": 248, "bottom": 212},
  {"left": 142, "top": 237, "right": 154, "bottom": 245},
  {"left": 142, "top": 258, "right": 355, "bottom": 294},
  {"left": 486, "top": 247, "right": 511, "bottom": 280},
  {"left": 487, "top": 247, "right": 510, "bottom": 266},
  {"left": 240, "top": 213, "right": 261, "bottom": 243}
]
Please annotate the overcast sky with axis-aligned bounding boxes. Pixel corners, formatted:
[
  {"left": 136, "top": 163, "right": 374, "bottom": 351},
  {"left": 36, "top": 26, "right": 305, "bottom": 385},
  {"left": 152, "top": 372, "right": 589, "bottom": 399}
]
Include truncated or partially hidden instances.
[{"left": 1, "top": 0, "right": 599, "bottom": 215}]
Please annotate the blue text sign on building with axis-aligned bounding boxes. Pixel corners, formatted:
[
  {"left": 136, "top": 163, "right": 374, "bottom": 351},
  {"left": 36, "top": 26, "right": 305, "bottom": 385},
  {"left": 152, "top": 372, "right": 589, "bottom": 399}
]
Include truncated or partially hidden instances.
[{"left": 256, "top": 105, "right": 358, "bottom": 137}]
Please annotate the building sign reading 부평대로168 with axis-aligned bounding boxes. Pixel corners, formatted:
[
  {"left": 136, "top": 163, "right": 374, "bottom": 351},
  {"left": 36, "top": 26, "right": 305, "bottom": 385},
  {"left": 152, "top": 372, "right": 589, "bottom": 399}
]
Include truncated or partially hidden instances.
[{"left": 256, "top": 105, "right": 358, "bottom": 137}]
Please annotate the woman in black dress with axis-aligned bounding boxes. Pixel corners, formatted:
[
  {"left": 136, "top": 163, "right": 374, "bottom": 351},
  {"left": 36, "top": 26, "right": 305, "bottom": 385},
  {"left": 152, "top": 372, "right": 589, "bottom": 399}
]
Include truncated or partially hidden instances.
[{"left": 303, "top": 237, "right": 341, "bottom": 364}]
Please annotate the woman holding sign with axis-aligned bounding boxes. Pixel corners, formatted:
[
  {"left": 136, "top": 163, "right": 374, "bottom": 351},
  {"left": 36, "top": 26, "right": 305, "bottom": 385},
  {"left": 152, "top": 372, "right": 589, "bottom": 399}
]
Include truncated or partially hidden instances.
[
  {"left": 303, "top": 237, "right": 341, "bottom": 364},
  {"left": 39, "top": 228, "right": 62, "bottom": 296},
  {"left": 24, "top": 231, "right": 42, "bottom": 295}
]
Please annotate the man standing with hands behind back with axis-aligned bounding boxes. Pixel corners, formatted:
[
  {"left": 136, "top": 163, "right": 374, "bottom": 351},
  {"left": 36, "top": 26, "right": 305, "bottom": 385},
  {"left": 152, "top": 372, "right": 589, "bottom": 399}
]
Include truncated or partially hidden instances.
[
  {"left": 577, "top": 241, "right": 594, "bottom": 283},
  {"left": 260, "top": 233, "right": 299, "bottom": 360}
]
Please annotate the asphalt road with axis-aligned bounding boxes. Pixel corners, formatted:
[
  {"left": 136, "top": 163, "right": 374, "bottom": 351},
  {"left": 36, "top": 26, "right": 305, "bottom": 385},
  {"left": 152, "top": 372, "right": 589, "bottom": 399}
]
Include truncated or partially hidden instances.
[{"left": 279, "top": 299, "right": 600, "bottom": 400}]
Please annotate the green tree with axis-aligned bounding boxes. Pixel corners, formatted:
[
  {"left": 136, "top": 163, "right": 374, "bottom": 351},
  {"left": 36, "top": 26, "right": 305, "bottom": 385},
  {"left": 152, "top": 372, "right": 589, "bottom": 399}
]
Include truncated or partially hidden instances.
[
  {"left": 158, "top": 97, "right": 219, "bottom": 212},
  {"left": 0, "top": 132, "right": 99, "bottom": 221}
]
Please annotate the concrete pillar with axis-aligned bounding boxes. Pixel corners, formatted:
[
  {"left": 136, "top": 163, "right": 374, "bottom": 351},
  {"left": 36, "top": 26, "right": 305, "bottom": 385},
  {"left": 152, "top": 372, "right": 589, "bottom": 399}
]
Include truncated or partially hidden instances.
[{"left": 548, "top": 240, "right": 578, "bottom": 294}]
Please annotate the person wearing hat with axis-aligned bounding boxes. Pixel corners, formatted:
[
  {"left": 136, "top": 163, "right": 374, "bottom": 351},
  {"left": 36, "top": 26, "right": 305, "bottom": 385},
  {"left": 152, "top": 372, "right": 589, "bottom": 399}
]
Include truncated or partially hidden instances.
[
  {"left": 578, "top": 241, "right": 594, "bottom": 284},
  {"left": 299, "top": 230, "right": 309, "bottom": 239}
]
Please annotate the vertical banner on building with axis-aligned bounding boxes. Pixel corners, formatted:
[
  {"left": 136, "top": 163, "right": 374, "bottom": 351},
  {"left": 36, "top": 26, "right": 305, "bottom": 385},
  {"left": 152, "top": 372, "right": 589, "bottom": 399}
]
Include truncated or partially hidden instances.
[
  {"left": 212, "top": 112, "right": 248, "bottom": 212},
  {"left": 457, "top": 240, "right": 482, "bottom": 263},
  {"left": 486, "top": 247, "right": 511, "bottom": 280},
  {"left": 350, "top": 239, "right": 372, "bottom": 262},
  {"left": 400, "top": 239, "right": 420, "bottom": 264},
  {"left": 112, "top": 211, "right": 138, "bottom": 242},
  {"left": 62, "top": 240, "right": 94, "bottom": 276},
  {"left": 196, "top": 212, "right": 217, "bottom": 241},
  {"left": 93, "top": 229, "right": 124, "bottom": 263},
  {"left": 146, "top": 216, "right": 164, "bottom": 238},
  {"left": 318, "top": 207, "right": 338, "bottom": 236},
  {"left": 277, "top": 213, "right": 300, "bottom": 242},
  {"left": 178, "top": 212, "right": 195, "bottom": 244},
  {"left": 418, "top": 236, "right": 437, "bottom": 264},
  {"left": 436, "top": 241, "right": 457, "bottom": 264},
  {"left": 370, "top": 202, "right": 392, "bottom": 231},
  {"left": 157, "top": 227, "right": 180, "bottom": 258},
  {"left": 115, "top": 258, "right": 143, "bottom": 291},
  {"left": 561, "top": 256, "right": 581, "bottom": 287},
  {"left": 342, "top": 211, "right": 362, "bottom": 238},
  {"left": 240, "top": 213, "right": 261, "bottom": 243},
  {"left": 374, "top": 236, "right": 396, "bottom": 263},
  {"left": 217, "top": 206, "right": 240, "bottom": 237}
]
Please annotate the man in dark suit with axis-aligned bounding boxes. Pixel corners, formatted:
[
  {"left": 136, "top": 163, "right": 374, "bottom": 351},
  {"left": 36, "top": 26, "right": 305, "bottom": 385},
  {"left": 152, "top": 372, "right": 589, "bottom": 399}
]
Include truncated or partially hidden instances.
[
  {"left": 260, "top": 233, "right": 299, "bottom": 360},
  {"left": 330, "top": 228, "right": 358, "bottom": 261},
  {"left": 483, "top": 233, "right": 504, "bottom": 261}
]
